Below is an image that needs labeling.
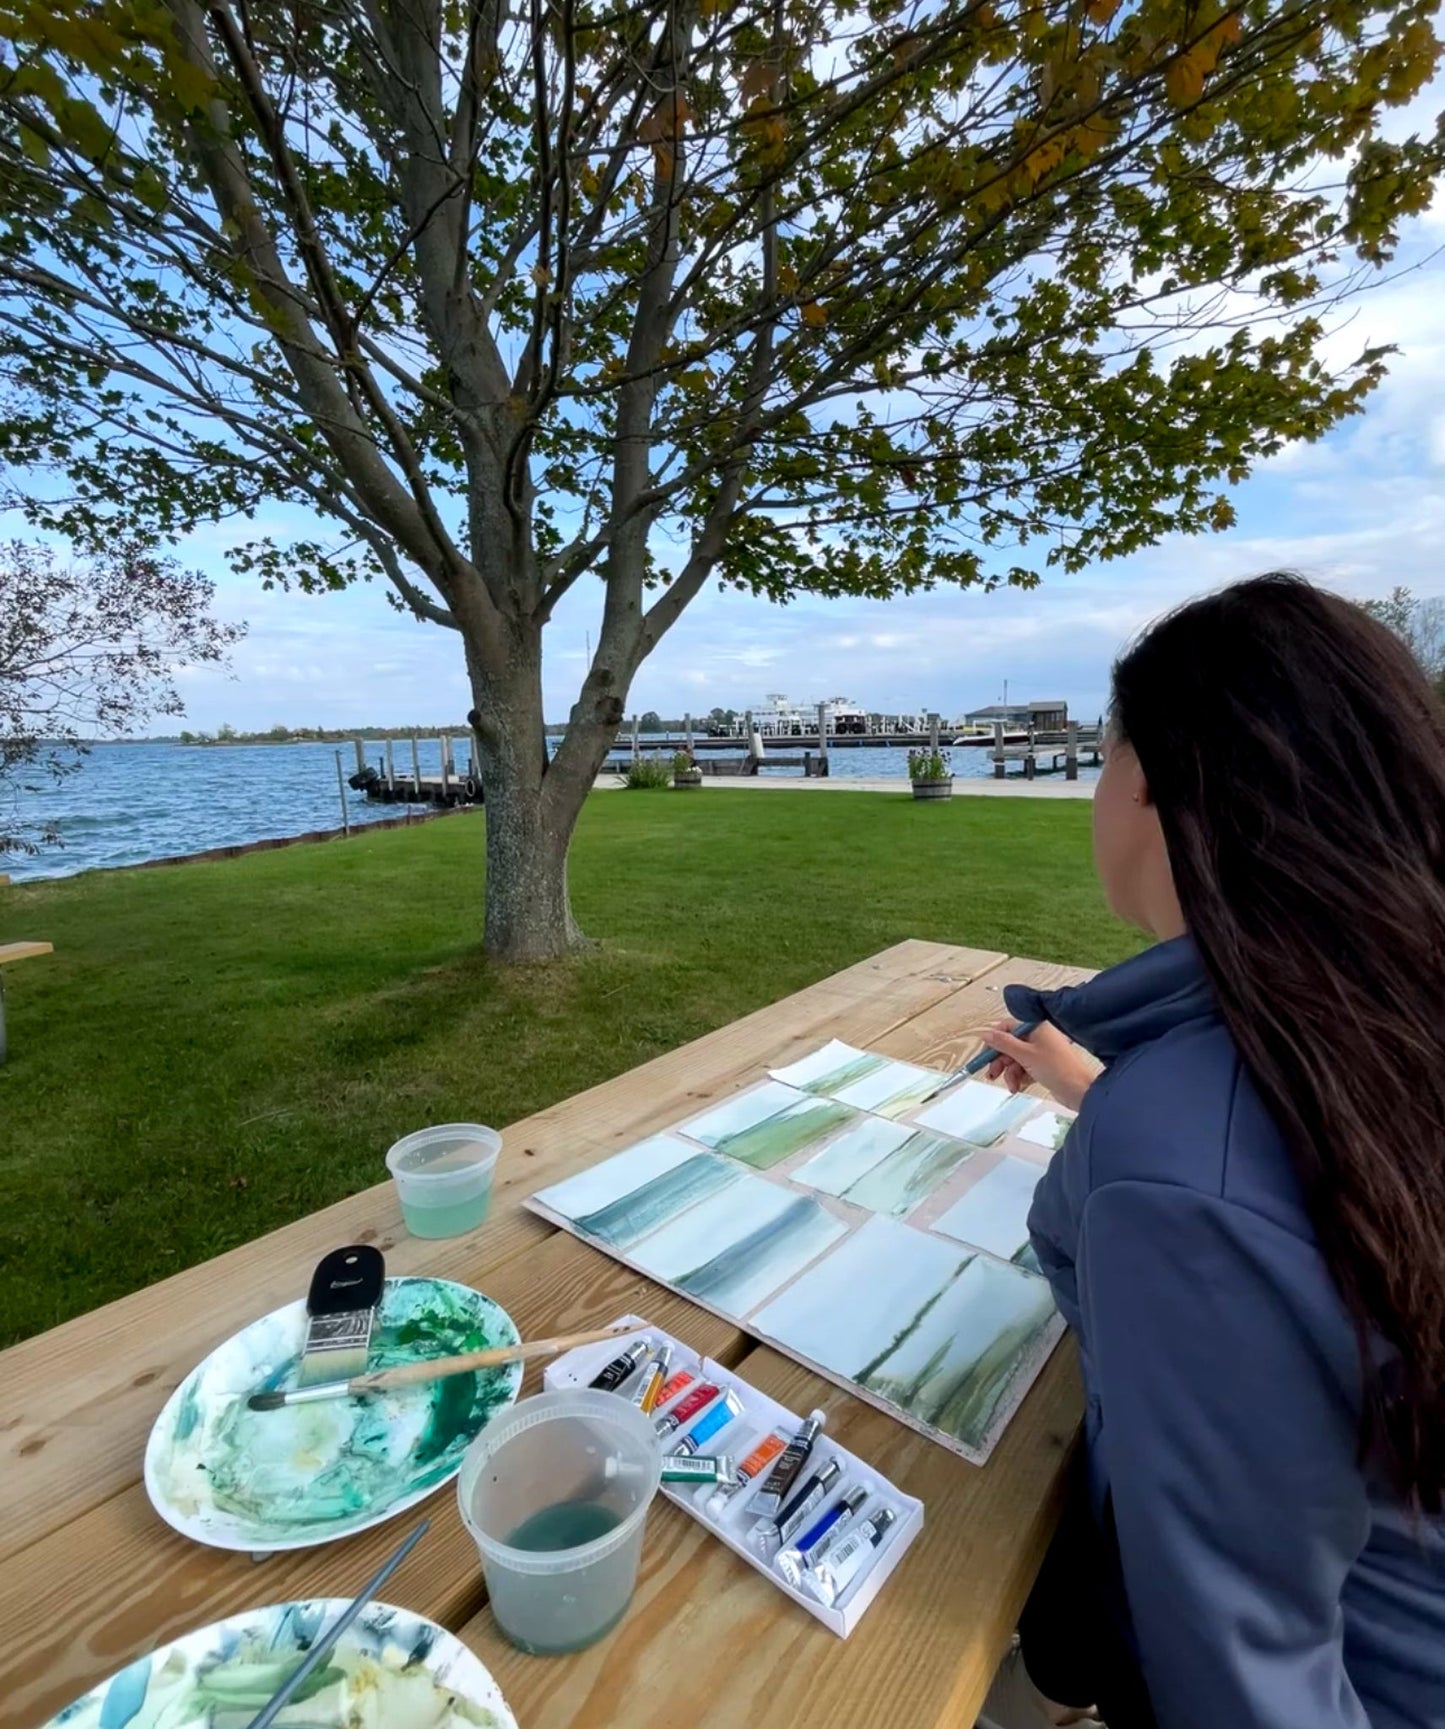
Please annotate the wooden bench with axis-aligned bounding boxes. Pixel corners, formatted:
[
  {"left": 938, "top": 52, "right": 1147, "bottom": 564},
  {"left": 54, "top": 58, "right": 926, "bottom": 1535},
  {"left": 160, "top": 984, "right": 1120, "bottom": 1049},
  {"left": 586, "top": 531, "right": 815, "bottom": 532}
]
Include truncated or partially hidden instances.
[{"left": 0, "top": 939, "right": 53, "bottom": 1063}]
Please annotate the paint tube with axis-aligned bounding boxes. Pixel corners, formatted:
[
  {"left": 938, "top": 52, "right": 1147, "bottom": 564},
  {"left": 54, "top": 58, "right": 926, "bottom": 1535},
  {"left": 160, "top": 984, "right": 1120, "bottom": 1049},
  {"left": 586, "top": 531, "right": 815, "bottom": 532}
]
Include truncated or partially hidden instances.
[
  {"left": 630, "top": 1343, "right": 672, "bottom": 1415},
  {"left": 747, "top": 1409, "right": 826, "bottom": 1516},
  {"left": 654, "top": 1380, "right": 720, "bottom": 1438},
  {"left": 589, "top": 1340, "right": 650, "bottom": 1393},
  {"left": 671, "top": 1389, "right": 743, "bottom": 1456},
  {"left": 752, "top": 1457, "right": 841, "bottom": 1554},
  {"left": 701, "top": 1428, "right": 787, "bottom": 1516},
  {"left": 654, "top": 1368, "right": 697, "bottom": 1411},
  {"left": 805, "top": 1507, "right": 898, "bottom": 1607},
  {"left": 662, "top": 1453, "right": 738, "bottom": 1486},
  {"left": 775, "top": 1485, "right": 868, "bottom": 1587}
]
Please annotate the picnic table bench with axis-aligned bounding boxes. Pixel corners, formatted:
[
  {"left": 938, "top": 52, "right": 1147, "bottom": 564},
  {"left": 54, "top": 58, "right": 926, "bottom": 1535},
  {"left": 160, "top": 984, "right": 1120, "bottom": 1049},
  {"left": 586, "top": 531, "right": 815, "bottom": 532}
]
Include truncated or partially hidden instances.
[{"left": 0, "top": 939, "right": 1087, "bottom": 1729}]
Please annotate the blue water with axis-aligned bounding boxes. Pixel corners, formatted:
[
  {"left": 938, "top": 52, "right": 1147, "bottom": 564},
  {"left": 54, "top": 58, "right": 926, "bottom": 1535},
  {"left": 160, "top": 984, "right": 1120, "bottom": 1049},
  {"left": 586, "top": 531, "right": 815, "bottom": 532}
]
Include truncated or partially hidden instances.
[{"left": 3, "top": 737, "right": 1096, "bottom": 881}]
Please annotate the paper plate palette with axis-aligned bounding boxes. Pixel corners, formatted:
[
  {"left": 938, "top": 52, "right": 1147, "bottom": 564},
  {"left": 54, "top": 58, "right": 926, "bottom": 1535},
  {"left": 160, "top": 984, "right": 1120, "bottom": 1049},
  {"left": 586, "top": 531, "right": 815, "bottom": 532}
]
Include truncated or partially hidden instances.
[
  {"left": 145, "top": 1276, "right": 521, "bottom": 1551},
  {"left": 44, "top": 1597, "right": 518, "bottom": 1728}
]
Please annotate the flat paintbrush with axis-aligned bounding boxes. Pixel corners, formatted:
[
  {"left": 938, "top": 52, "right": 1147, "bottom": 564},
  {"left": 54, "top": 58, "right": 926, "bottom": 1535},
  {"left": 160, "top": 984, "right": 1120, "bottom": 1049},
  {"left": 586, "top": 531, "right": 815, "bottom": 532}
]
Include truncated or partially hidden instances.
[{"left": 247, "top": 1321, "right": 637, "bottom": 1411}]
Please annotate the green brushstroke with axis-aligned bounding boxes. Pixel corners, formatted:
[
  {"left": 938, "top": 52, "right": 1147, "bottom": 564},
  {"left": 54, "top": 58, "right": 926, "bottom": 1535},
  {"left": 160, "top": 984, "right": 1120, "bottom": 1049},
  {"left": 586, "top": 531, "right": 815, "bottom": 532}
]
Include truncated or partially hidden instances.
[
  {"left": 843, "top": 1130, "right": 973, "bottom": 1216},
  {"left": 713, "top": 1096, "right": 856, "bottom": 1169},
  {"left": 671, "top": 1193, "right": 836, "bottom": 1309},
  {"left": 573, "top": 1152, "right": 740, "bottom": 1245},
  {"left": 799, "top": 1051, "right": 885, "bottom": 1095},
  {"left": 861, "top": 1258, "right": 1056, "bottom": 1452}
]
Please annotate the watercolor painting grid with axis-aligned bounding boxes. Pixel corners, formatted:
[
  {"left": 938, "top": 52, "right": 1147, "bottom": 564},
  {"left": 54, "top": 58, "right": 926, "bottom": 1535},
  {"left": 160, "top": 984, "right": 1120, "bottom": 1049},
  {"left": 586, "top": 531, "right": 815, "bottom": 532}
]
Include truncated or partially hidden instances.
[{"left": 528, "top": 1041, "right": 1069, "bottom": 1464}]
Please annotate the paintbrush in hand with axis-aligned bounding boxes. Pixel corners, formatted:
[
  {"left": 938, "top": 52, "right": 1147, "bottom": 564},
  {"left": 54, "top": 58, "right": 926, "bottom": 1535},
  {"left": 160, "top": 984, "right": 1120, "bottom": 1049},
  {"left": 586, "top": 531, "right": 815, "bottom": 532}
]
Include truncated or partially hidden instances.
[{"left": 246, "top": 1321, "right": 638, "bottom": 1411}]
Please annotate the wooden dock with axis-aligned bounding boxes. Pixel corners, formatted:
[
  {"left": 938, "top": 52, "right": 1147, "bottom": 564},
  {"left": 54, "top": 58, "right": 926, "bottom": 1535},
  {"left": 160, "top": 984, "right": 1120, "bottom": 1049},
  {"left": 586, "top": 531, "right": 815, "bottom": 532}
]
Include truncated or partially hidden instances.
[{"left": 347, "top": 716, "right": 1103, "bottom": 806}]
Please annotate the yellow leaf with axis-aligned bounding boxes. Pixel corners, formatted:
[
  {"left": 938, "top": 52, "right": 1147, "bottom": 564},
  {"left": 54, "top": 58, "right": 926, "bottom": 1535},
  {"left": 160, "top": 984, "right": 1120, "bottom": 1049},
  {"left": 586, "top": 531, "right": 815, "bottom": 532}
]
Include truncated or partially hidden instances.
[
  {"left": 1070, "top": 114, "right": 1113, "bottom": 158},
  {"left": 1164, "top": 50, "right": 1205, "bottom": 107},
  {"left": 579, "top": 163, "right": 600, "bottom": 197},
  {"left": 778, "top": 263, "right": 799, "bottom": 293},
  {"left": 1024, "top": 137, "right": 1067, "bottom": 182},
  {"left": 801, "top": 302, "right": 827, "bottom": 327},
  {"left": 1084, "top": 0, "right": 1120, "bottom": 23}
]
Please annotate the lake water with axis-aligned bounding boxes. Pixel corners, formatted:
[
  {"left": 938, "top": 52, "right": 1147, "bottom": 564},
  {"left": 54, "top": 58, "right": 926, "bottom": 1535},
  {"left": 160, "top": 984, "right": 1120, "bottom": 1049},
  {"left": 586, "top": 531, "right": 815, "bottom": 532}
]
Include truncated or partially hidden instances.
[{"left": 3, "top": 736, "right": 1098, "bottom": 881}]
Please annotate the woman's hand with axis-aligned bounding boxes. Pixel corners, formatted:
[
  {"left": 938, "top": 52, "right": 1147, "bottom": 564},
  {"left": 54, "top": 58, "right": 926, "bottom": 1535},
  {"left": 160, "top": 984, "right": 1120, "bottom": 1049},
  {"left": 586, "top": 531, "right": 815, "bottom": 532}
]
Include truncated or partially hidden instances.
[{"left": 984, "top": 1021, "right": 1097, "bottom": 1114}]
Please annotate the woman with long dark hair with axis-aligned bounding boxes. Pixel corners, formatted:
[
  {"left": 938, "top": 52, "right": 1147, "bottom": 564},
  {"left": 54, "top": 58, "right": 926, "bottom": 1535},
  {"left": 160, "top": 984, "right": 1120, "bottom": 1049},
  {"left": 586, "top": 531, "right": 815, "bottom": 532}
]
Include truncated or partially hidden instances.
[{"left": 985, "top": 575, "right": 1445, "bottom": 1729}]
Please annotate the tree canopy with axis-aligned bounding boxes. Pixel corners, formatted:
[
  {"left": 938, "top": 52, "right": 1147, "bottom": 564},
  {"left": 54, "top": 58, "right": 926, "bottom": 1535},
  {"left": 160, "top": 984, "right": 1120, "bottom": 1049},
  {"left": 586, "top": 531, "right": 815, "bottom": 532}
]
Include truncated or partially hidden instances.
[
  {"left": 0, "top": 539, "right": 241, "bottom": 852},
  {"left": 0, "top": 0, "right": 1440, "bottom": 951}
]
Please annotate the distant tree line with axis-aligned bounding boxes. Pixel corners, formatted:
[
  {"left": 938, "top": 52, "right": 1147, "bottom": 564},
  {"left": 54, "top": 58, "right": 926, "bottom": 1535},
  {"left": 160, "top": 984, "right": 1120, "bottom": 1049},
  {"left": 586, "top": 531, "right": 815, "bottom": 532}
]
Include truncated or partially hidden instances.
[
  {"left": 1358, "top": 588, "right": 1445, "bottom": 701},
  {"left": 176, "top": 722, "right": 471, "bottom": 745}
]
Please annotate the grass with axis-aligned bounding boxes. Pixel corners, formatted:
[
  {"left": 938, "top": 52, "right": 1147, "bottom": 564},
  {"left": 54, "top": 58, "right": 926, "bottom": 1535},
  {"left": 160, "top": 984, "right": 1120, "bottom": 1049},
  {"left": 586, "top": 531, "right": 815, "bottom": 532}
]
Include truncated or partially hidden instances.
[{"left": 0, "top": 790, "right": 1140, "bottom": 1345}]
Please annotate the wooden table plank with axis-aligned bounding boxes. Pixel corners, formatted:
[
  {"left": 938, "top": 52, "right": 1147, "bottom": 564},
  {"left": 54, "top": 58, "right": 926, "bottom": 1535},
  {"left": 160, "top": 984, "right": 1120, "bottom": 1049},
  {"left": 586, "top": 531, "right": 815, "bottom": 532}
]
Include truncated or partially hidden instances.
[
  {"left": 0, "top": 1234, "right": 751, "bottom": 1728},
  {"left": 1, "top": 940, "right": 1005, "bottom": 1559}
]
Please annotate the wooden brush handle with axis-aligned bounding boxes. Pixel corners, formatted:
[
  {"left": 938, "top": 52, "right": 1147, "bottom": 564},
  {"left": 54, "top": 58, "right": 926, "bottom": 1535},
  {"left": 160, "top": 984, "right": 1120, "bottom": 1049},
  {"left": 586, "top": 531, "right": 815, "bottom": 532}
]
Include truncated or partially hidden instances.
[{"left": 348, "top": 1323, "right": 637, "bottom": 1394}]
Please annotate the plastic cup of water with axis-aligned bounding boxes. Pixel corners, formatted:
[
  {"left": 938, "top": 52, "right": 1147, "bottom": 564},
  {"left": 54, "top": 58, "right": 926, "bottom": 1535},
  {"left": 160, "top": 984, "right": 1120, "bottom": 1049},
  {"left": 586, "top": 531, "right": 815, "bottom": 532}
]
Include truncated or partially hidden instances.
[
  {"left": 385, "top": 1123, "right": 501, "bottom": 1239},
  {"left": 457, "top": 1388, "right": 663, "bottom": 1654}
]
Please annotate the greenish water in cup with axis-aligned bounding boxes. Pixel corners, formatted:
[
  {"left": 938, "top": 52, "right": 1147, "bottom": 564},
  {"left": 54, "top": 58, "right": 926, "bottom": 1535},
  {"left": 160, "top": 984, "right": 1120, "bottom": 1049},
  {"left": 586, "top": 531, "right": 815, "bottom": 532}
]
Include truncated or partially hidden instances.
[
  {"left": 505, "top": 1500, "right": 622, "bottom": 1551},
  {"left": 387, "top": 1124, "right": 499, "bottom": 1240},
  {"left": 399, "top": 1178, "right": 493, "bottom": 1239}
]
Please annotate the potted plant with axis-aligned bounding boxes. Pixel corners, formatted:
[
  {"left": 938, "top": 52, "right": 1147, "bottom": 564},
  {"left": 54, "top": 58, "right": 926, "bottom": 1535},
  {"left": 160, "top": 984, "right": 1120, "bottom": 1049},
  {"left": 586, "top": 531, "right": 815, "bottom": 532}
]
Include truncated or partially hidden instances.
[
  {"left": 908, "top": 747, "right": 953, "bottom": 800},
  {"left": 673, "top": 749, "right": 703, "bottom": 788}
]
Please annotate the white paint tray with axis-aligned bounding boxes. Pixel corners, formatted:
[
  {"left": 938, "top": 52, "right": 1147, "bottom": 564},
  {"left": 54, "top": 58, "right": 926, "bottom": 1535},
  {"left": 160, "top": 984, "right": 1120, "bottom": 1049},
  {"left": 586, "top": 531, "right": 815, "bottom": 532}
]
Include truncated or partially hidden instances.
[{"left": 543, "top": 1313, "right": 924, "bottom": 1638}]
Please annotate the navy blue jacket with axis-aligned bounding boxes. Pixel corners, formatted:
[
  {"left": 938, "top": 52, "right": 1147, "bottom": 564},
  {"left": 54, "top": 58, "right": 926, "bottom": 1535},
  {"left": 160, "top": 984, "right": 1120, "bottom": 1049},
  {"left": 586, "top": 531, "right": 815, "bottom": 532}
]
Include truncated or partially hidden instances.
[{"left": 1009, "top": 938, "right": 1445, "bottom": 1729}]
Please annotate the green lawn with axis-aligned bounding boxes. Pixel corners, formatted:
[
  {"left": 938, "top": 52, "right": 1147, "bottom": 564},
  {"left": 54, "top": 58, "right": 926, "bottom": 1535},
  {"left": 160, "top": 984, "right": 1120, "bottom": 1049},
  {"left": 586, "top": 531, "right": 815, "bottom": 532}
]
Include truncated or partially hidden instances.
[{"left": 0, "top": 791, "right": 1139, "bottom": 1345}]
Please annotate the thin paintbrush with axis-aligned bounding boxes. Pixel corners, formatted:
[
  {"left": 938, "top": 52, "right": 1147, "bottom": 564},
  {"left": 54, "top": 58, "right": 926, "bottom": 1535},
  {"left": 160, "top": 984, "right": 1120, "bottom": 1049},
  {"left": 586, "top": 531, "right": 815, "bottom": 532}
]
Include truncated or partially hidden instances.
[
  {"left": 247, "top": 1321, "right": 637, "bottom": 1411},
  {"left": 243, "top": 1518, "right": 429, "bottom": 1729},
  {"left": 918, "top": 1018, "right": 1042, "bottom": 1103}
]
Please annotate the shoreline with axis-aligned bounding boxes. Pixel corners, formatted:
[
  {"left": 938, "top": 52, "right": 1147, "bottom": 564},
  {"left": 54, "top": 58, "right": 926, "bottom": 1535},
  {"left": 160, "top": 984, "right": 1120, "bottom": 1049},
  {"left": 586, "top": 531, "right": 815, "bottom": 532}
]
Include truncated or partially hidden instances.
[{"left": 4, "top": 777, "right": 1091, "bottom": 886}]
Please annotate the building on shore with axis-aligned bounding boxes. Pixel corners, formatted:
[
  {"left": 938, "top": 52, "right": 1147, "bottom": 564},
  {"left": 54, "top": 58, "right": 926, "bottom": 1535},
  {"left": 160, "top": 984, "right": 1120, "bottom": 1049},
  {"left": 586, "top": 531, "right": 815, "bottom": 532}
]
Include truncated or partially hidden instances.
[{"left": 962, "top": 699, "right": 1068, "bottom": 731}]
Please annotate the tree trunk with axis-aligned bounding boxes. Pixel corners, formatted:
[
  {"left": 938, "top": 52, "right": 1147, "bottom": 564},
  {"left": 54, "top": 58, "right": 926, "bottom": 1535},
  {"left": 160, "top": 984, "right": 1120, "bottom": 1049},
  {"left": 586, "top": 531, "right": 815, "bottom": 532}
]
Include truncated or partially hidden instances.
[
  {"left": 479, "top": 766, "right": 586, "bottom": 961},
  {"left": 468, "top": 626, "right": 613, "bottom": 963}
]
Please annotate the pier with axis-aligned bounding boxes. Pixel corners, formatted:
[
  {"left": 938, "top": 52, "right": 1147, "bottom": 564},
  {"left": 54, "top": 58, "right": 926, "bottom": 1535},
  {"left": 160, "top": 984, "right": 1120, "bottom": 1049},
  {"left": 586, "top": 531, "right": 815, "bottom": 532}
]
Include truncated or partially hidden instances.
[{"left": 347, "top": 713, "right": 1102, "bottom": 806}]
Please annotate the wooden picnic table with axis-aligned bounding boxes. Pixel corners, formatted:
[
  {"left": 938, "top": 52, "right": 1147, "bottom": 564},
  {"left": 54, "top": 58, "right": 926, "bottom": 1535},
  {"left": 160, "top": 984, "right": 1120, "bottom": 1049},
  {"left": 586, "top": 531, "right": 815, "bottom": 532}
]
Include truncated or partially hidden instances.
[{"left": 0, "top": 940, "right": 1087, "bottom": 1729}]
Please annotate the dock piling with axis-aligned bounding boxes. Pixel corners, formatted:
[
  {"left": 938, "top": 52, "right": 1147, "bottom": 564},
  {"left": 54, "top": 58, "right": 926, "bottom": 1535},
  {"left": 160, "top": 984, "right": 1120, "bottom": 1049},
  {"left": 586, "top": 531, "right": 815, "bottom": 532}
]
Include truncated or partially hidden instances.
[
  {"left": 816, "top": 702, "right": 829, "bottom": 777},
  {"left": 334, "top": 749, "right": 351, "bottom": 836},
  {"left": 440, "top": 736, "right": 451, "bottom": 800},
  {"left": 1066, "top": 721, "right": 1079, "bottom": 781},
  {"left": 411, "top": 734, "right": 422, "bottom": 801},
  {"left": 352, "top": 737, "right": 365, "bottom": 776},
  {"left": 994, "top": 724, "right": 1006, "bottom": 779},
  {"left": 630, "top": 713, "right": 640, "bottom": 760},
  {"left": 384, "top": 740, "right": 395, "bottom": 794}
]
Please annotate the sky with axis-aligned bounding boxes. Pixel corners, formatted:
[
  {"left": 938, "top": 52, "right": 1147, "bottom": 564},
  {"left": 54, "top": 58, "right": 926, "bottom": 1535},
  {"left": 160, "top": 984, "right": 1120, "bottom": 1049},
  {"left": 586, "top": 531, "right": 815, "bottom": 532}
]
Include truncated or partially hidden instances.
[{"left": 164, "top": 177, "right": 1445, "bottom": 734}]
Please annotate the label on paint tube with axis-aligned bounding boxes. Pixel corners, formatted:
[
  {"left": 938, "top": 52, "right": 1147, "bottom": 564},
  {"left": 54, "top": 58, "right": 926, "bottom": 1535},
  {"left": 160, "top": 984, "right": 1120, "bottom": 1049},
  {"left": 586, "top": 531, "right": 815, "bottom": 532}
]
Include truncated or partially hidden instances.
[
  {"left": 775, "top": 1485, "right": 868, "bottom": 1588},
  {"left": 758, "top": 1457, "right": 842, "bottom": 1553},
  {"left": 701, "top": 1429, "right": 787, "bottom": 1516},
  {"left": 805, "top": 1507, "right": 898, "bottom": 1607},
  {"left": 589, "top": 1340, "right": 649, "bottom": 1393},
  {"left": 662, "top": 1452, "right": 738, "bottom": 1485},
  {"left": 654, "top": 1380, "right": 720, "bottom": 1437},
  {"left": 654, "top": 1368, "right": 697, "bottom": 1411},
  {"left": 748, "top": 1409, "right": 825, "bottom": 1516},
  {"left": 672, "top": 1389, "right": 742, "bottom": 1455},
  {"left": 630, "top": 1344, "right": 673, "bottom": 1415}
]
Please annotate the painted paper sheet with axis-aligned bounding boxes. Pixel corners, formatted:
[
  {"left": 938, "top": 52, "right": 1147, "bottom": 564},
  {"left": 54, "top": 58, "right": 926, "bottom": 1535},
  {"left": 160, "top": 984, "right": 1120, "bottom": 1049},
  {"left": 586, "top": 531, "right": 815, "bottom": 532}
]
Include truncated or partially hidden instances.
[
  {"left": 931, "top": 1156, "right": 1042, "bottom": 1261},
  {"left": 527, "top": 1040, "right": 1069, "bottom": 1464}
]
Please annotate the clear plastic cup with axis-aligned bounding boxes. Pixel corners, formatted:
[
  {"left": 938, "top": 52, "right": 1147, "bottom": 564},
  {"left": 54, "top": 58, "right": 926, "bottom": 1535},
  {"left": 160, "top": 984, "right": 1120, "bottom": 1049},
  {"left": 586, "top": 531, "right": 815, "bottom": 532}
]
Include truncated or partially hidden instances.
[
  {"left": 385, "top": 1123, "right": 501, "bottom": 1239},
  {"left": 457, "top": 1389, "right": 663, "bottom": 1654}
]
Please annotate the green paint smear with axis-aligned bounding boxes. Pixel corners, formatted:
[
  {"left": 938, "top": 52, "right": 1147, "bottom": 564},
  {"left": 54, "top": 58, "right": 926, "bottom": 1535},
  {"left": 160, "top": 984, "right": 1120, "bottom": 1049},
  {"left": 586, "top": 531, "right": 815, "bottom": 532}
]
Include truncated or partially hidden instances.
[{"left": 184, "top": 1280, "right": 519, "bottom": 1539}]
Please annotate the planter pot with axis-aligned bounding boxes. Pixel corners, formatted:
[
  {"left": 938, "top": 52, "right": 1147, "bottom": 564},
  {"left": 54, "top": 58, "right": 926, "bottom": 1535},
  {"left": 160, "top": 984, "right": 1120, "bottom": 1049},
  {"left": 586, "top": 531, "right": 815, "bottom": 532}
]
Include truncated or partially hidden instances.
[
  {"left": 673, "top": 770, "right": 704, "bottom": 788},
  {"left": 911, "top": 778, "right": 953, "bottom": 801}
]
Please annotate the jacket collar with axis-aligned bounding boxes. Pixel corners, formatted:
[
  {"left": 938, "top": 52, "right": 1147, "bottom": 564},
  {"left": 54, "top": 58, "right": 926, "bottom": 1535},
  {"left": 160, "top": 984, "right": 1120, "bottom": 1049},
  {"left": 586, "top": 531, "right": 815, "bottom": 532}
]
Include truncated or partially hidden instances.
[{"left": 1003, "top": 934, "right": 1217, "bottom": 1064}]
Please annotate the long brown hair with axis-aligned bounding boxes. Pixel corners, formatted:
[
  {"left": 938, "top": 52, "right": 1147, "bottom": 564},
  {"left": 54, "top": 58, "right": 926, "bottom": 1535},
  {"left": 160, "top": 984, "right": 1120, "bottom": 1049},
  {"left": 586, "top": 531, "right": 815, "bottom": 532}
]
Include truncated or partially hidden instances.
[{"left": 1112, "top": 573, "right": 1445, "bottom": 1510}]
